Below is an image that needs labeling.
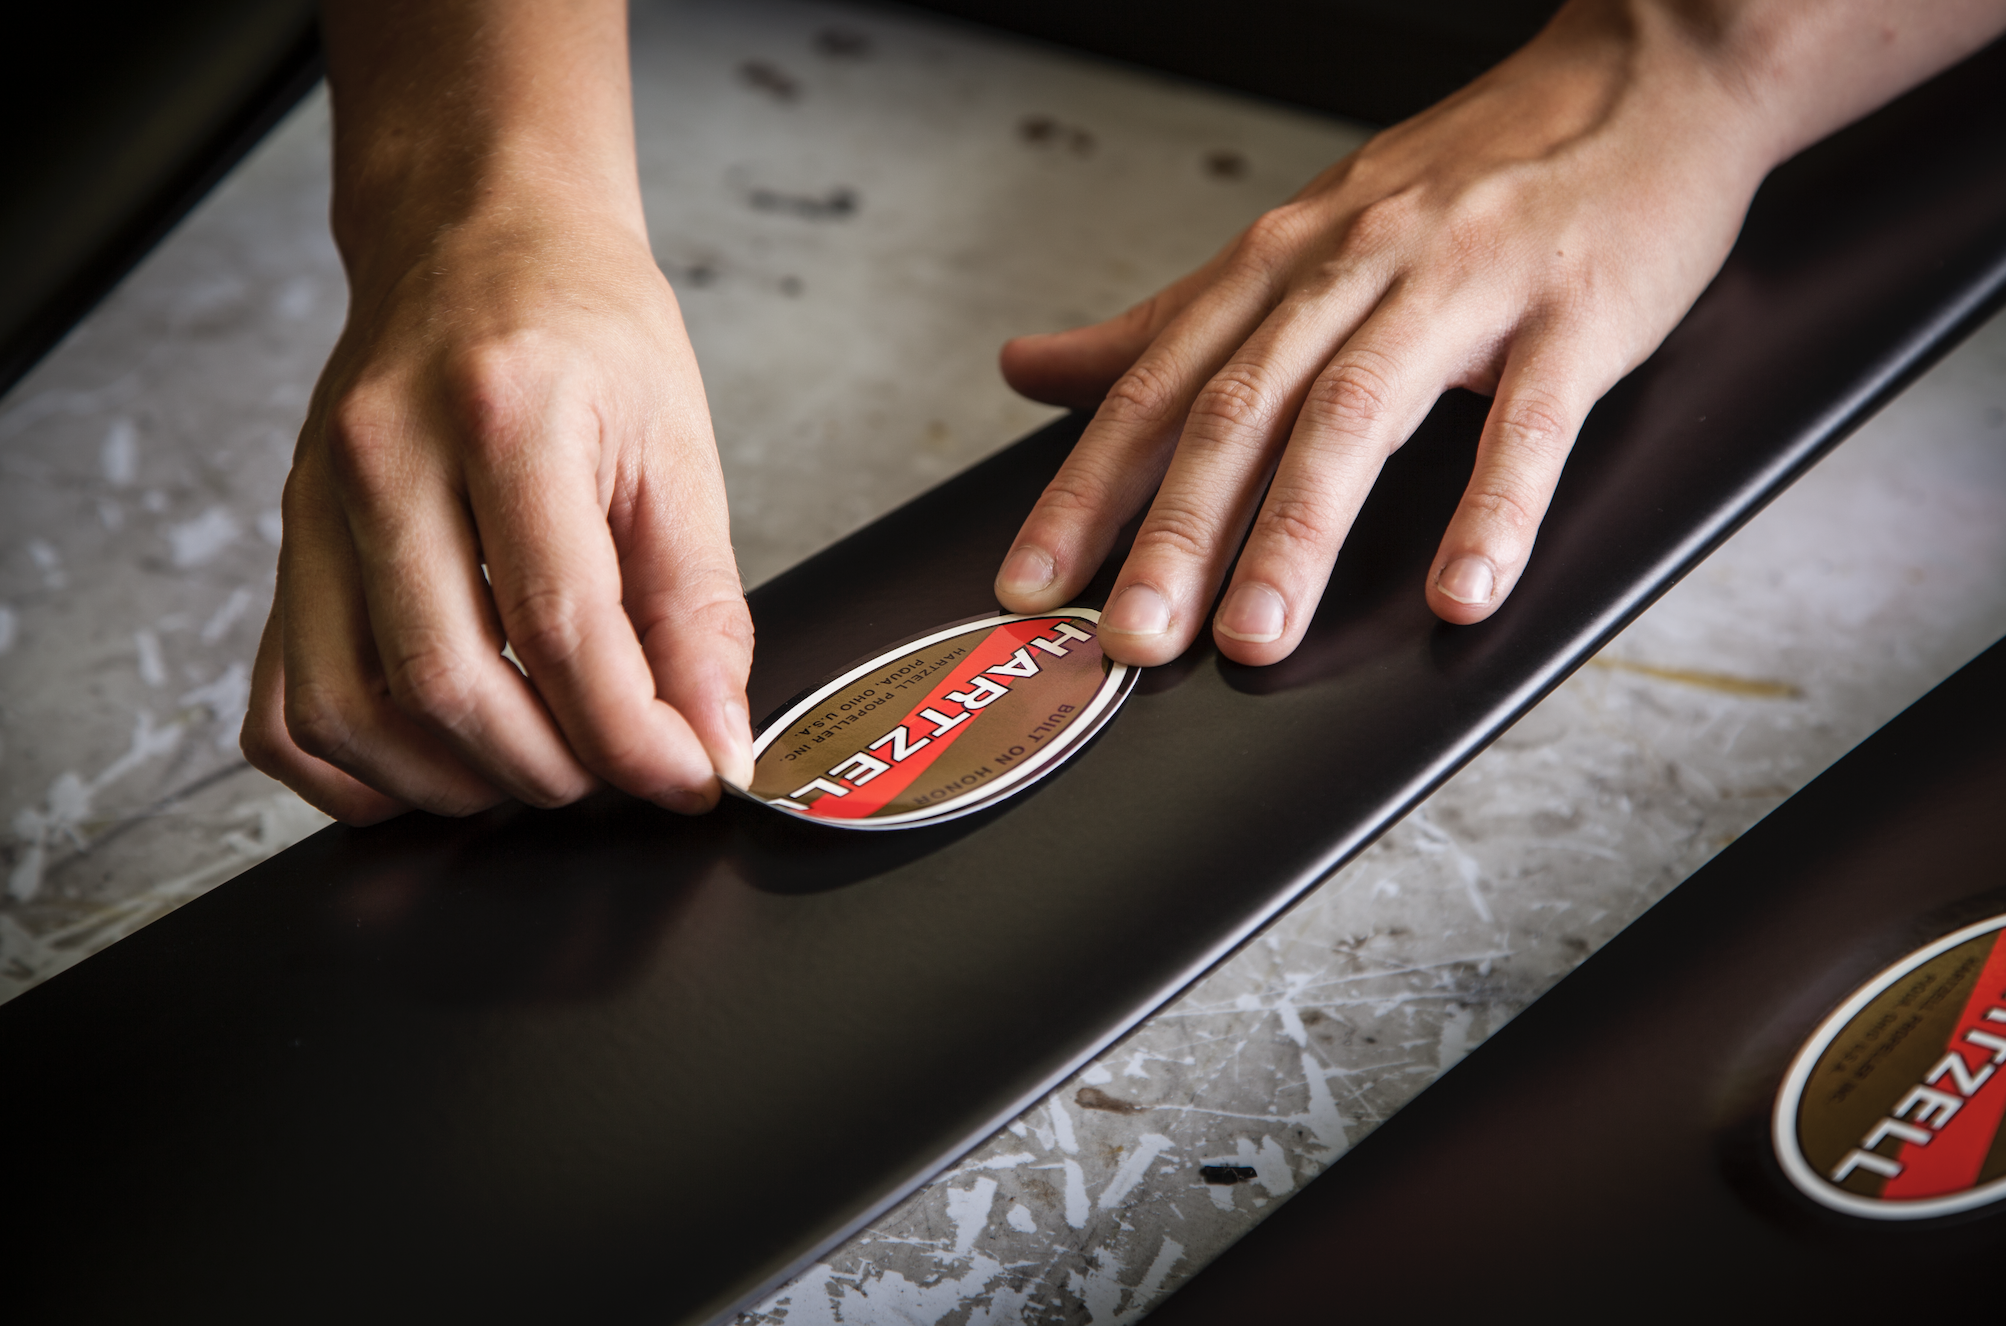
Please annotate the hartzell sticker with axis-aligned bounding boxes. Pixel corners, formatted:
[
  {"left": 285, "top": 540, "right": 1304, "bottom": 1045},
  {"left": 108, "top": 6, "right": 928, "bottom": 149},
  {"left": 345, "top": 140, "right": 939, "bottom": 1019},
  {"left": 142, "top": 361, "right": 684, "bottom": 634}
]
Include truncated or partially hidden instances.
[
  {"left": 737, "top": 610, "right": 1135, "bottom": 829},
  {"left": 1773, "top": 912, "right": 2006, "bottom": 1219}
]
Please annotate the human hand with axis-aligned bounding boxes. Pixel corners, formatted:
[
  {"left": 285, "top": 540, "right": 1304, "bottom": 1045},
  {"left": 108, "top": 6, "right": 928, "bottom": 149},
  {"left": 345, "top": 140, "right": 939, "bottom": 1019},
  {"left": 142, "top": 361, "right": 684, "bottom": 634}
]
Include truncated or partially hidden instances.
[
  {"left": 993, "top": 0, "right": 2006, "bottom": 666},
  {"left": 241, "top": 0, "right": 752, "bottom": 825}
]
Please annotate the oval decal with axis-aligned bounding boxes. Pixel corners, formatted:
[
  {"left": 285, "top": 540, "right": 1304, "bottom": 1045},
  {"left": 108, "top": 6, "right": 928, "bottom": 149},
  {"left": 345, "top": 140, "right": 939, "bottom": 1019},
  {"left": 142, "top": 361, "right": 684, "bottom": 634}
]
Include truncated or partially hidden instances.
[
  {"left": 1774, "top": 913, "right": 2006, "bottom": 1219},
  {"left": 740, "top": 610, "right": 1135, "bottom": 830}
]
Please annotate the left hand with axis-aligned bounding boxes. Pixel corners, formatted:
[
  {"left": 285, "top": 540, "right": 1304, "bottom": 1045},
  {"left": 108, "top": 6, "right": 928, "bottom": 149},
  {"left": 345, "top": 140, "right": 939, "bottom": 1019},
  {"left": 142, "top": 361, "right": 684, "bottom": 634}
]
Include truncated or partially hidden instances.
[{"left": 990, "top": 0, "right": 2006, "bottom": 667}]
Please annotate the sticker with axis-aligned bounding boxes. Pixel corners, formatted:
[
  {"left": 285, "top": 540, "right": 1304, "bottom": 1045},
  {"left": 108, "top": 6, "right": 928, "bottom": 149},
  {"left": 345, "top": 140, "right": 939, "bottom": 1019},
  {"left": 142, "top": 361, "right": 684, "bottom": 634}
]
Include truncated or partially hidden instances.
[
  {"left": 740, "top": 609, "right": 1136, "bottom": 830},
  {"left": 1774, "top": 913, "right": 2006, "bottom": 1219}
]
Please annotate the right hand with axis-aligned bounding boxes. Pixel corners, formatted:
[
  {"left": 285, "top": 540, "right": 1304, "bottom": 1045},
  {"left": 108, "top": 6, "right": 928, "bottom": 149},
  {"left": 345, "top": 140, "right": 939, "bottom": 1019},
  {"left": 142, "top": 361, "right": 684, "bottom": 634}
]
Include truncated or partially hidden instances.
[{"left": 241, "top": 203, "right": 754, "bottom": 825}]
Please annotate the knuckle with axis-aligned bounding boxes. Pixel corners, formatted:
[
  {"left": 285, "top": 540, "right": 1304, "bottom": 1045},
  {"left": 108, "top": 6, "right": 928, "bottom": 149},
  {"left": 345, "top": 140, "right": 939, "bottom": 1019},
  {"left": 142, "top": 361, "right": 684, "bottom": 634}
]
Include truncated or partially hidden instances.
[
  {"left": 638, "top": 587, "right": 755, "bottom": 661},
  {"left": 1491, "top": 393, "right": 1574, "bottom": 460},
  {"left": 385, "top": 643, "right": 484, "bottom": 730},
  {"left": 1255, "top": 491, "right": 1335, "bottom": 551},
  {"left": 511, "top": 773, "right": 589, "bottom": 812},
  {"left": 502, "top": 587, "right": 589, "bottom": 675},
  {"left": 238, "top": 715, "right": 282, "bottom": 775},
  {"left": 1186, "top": 365, "right": 1279, "bottom": 440},
  {"left": 1116, "top": 290, "right": 1167, "bottom": 338},
  {"left": 1097, "top": 360, "right": 1180, "bottom": 428},
  {"left": 691, "top": 591, "right": 755, "bottom": 656},
  {"left": 1301, "top": 354, "right": 1397, "bottom": 437},
  {"left": 284, "top": 679, "right": 363, "bottom": 765},
  {"left": 1461, "top": 483, "right": 1545, "bottom": 542},
  {"left": 322, "top": 389, "right": 403, "bottom": 487},
  {"left": 1345, "top": 192, "right": 1417, "bottom": 254},
  {"left": 1031, "top": 465, "right": 1115, "bottom": 522},
  {"left": 1236, "top": 206, "right": 1311, "bottom": 271},
  {"left": 445, "top": 340, "right": 530, "bottom": 420},
  {"left": 1132, "top": 500, "right": 1211, "bottom": 563}
]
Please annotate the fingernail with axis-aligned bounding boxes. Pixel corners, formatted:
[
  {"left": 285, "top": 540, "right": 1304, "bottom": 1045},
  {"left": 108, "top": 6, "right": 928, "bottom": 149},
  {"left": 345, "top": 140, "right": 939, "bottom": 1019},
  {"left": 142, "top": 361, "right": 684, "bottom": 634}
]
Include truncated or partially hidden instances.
[
  {"left": 664, "top": 788, "right": 710, "bottom": 815},
  {"left": 998, "top": 545, "right": 1055, "bottom": 598},
  {"left": 1217, "top": 583, "right": 1286, "bottom": 643},
  {"left": 719, "top": 698, "right": 754, "bottom": 789},
  {"left": 1436, "top": 556, "right": 1496, "bottom": 605},
  {"left": 1102, "top": 583, "right": 1170, "bottom": 637}
]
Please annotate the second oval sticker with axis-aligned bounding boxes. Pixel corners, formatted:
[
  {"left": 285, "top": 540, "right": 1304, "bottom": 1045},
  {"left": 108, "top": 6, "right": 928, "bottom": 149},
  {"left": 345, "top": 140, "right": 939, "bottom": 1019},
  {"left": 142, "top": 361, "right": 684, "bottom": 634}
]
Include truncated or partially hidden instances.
[{"left": 742, "top": 609, "right": 1135, "bottom": 829}]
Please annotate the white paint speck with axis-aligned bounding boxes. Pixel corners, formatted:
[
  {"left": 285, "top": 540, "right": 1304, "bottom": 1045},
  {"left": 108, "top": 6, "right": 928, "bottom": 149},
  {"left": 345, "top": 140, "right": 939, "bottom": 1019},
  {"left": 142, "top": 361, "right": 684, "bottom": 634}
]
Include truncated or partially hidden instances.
[
  {"left": 968, "top": 1151, "right": 1036, "bottom": 1170},
  {"left": 1006, "top": 1202, "right": 1036, "bottom": 1234},
  {"left": 1129, "top": 1237, "right": 1185, "bottom": 1316},
  {"left": 1098, "top": 1133, "right": 1173, "bottom": 1211},
  {"left": 275, "top": 277, "right": 317, "bottom": 320},
  {"left": 1049, "top": 1097, "right": 1079, "bottom": 1155},
  {"left": 135, "top": 629, "right": 167, "bottom": 686},
  {"left": 200, "top": 587, "right": 256, "bottom": 644},
  {"left": 1236, "top": 1135, "right": 1293, "bottom": 1196},
  {"left": 167, "top": 507, "right": 240, "bottom": 567},
  {"left": 1297, "top": 1047, "right": 1349, "bottom": 1162},
  {"left": 1436, "top": 1003, "right": 1476, "bottom": 1075},
  {"left": 1081, "top": 1062, "right": 1113, "bottom": 1085},
  {"left": 8, "top": 710, "right": 184, "bottom": 900},
  {"left": 943, "top": 1177, "right": 996, "bottom": 1258},
  {"left": 101, "top": 418, "right": 139, "bottom": 486},
  {"left": 1061, "top": 1159, "right": 1090, "bottom": 1229},
  {"left": 180, "top": 662, "right": 249, "bottom": 747},
  {"left": 26, "top": 539, "right": 65, "bottom": 589}
]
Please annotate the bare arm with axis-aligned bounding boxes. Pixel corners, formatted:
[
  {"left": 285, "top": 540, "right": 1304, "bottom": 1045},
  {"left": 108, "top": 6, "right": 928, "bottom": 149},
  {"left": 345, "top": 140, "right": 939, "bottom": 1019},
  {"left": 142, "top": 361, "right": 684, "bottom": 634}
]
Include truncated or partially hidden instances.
[
  {"left": 242, "top": 0, "right": 753, "bottom": 823},
  {"left": 994, "top": 0, "right": 2006, "bottom": 666}
]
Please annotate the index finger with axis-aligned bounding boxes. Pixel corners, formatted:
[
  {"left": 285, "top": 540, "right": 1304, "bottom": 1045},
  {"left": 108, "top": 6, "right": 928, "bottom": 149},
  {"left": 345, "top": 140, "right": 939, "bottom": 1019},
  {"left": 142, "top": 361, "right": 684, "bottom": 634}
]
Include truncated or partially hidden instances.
[{"left": 469, "top": 402, "right": 724, "bottom": 812}]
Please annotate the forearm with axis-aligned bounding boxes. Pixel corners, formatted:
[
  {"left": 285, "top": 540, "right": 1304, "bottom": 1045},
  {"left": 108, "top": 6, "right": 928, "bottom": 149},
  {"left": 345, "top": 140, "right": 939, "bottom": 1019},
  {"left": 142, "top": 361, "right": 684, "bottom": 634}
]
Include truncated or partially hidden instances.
[
  {"left": 1618, "top": 0, "right": 2006, "bottom": 168},
  {"left": 321, "top": 0, "right": 643, "bottom": 286}
]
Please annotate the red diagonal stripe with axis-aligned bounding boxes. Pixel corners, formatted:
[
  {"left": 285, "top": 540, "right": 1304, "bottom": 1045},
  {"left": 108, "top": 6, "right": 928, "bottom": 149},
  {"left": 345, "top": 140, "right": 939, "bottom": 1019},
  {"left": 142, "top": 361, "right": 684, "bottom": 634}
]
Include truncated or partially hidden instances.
[
  {"left": 807, "top": 618, "right": 1062, "bottom": 820},
  {"left": 1883, "top": 932, "right": 2006, "bottom": 1199}
]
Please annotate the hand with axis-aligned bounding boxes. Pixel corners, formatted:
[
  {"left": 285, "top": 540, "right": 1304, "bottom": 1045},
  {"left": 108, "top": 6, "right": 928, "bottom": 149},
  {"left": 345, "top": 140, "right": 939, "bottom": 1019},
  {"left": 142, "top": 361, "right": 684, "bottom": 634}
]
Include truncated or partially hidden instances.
[
  {"left": 241, "top": 0, "right": 753, "bottom": 825},
  {"left": 993, "top": 0, "right": 2006, "bottom": 666}
]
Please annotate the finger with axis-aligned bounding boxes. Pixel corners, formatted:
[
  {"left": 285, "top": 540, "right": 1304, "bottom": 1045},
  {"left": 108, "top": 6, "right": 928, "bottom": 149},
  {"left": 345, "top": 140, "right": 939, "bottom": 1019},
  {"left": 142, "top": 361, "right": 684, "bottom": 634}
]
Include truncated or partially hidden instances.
[
  {"left": 999, "top": 252, "right": 1231, "bottom": 409},
  {"left": 995, "top": 224, "right": 1306, "bottom": 615},
  {"left": 277, "top": 450, "right": 514, "bottom": 816},
  {"left": 465, "top": 388, "right": 729, "bottom": 813},
  {"left": 241, "top": 588, "right": 408, "bottom": 826},
  {"left": 1093, "top": 263, "right": 1398, "bottom": 664},
  {"left": 616, "top": 437, "right": 756, "bottom": 795},
  {"left": 1424, "top": 330, "right": 1598, "bottom": 625},
  {"left": 1209, "top": 295, "right": 1477, "bottom": 665},
  {"left": 317, "top": 391, "right": 593, "bottom": 808}
]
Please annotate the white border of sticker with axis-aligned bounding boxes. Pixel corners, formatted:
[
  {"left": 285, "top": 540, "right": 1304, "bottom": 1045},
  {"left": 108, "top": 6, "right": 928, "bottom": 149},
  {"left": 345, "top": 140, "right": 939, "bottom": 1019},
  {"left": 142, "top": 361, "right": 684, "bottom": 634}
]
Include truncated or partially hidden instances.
[
  {"left": 741, "top": 608, "right": 1134, "bottom": 830},
  {"left": 1772, "top": 911, "right": 2006, "bottom": 1220}
]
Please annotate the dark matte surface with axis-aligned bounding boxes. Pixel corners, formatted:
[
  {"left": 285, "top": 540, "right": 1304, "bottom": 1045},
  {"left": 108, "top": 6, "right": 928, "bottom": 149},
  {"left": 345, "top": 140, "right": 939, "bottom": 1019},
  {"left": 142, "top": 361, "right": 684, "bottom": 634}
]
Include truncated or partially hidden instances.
[
  {"left": 0, "top": 1, "right": 321, "bottom": 397},
  {"left": 5, "top": 32, "right": 2006, "bottom": 1326},
  {"left": 1149, "top": 641, "right": 2006, "bottom": 1324},
  {"left": 893, "top": 0, "right": 1563, "bottom": 125}
]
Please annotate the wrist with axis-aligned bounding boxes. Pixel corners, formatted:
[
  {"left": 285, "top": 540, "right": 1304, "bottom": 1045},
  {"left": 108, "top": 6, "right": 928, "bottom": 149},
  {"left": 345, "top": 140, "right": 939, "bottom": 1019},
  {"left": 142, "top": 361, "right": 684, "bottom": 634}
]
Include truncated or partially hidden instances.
[
  {"left": 322, "top": 0, "right": 647, "bottom": 290},
  {"left": 1497, "top": 1, "right": 1789, "bottom": 187},
  {"left": 331, "top": 137, "right": 647, "bottom": 295}
]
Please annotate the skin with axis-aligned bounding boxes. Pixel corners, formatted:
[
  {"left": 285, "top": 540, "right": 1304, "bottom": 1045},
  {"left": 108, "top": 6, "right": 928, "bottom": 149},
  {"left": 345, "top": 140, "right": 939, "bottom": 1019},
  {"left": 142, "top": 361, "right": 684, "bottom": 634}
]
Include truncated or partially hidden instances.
[
  {"left": 246, "top": 0, "right": 2006, "bottom": 824},
  {"left": 994, "top": 0, "right": 2006, "bottom": 667},
  {"left": 243, "top": 0, "right": 754, "bottom": 824}
]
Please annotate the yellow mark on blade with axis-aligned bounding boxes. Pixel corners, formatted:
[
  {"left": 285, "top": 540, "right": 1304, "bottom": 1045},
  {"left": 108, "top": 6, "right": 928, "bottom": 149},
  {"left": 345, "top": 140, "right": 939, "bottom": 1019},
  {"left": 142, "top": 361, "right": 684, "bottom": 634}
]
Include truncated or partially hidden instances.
[{"left": 1590, "top": 656, "right": 1803, "bottom": 699}]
